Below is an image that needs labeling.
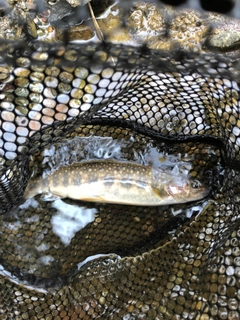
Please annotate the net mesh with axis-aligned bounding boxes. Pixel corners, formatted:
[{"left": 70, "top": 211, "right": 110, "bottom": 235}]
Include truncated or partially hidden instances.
[{"left": 0, "top": 0, "right": 240, "bottom": 319}]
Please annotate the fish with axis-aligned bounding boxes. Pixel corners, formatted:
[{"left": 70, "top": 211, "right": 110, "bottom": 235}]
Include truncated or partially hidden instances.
[{"left": 23, "top": 160, "right": 209, "bottom": 206}]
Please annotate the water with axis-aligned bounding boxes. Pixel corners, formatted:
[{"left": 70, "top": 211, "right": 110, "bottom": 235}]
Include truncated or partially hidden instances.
[{"left": 0, "top": 132, "right": 219, "bottom": 290}]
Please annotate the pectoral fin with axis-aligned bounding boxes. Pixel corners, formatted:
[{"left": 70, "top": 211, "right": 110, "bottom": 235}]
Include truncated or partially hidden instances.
[
  {"left": 41, "top": 193, "right": 61, "bottom": 201},
  {"left": 151, "top": 186, "right": 168, "bottom": 199},
  {"left": 80, "top": 196, "right": 107, "bottom": 202}
]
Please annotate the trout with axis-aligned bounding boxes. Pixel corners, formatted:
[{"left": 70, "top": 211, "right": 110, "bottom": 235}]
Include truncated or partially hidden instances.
[{"left": 23, "top": 160, "right": 209, "bottom": 205}]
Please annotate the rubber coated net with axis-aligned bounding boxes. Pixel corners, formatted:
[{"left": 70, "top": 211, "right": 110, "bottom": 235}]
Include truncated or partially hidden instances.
[{"left": 0, "top": 0, "right": 240, "bottom": 319}]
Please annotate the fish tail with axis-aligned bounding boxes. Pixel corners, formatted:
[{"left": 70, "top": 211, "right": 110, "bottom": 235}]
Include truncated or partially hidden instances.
[{"left": 23, "top": 177, "right": 46, "bottom": 199}]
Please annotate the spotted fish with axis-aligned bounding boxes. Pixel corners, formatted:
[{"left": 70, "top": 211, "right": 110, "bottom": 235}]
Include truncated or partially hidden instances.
[{"left": 23, "top": 160, "right": 209, "bottom": 205}]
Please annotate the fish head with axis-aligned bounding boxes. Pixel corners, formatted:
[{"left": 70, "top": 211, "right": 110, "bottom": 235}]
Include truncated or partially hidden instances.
[{"left": 166, "top": 177, "right": 210, "bottom": 203}]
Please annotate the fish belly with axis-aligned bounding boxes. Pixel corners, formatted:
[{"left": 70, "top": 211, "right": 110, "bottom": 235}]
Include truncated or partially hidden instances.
[{"left": 49, "top": 179, "right": 172, "bottom": 206}]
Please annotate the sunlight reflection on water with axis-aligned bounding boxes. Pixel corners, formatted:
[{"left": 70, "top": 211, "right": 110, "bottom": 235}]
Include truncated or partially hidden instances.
[{"left": 51, "top": 199, "right": 97, "bottom": 245}]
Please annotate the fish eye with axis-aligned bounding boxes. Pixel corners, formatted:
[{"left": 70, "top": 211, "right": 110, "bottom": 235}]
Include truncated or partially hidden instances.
[{"left": 191, "top": 179, "right": 202, "bottom": 188}]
